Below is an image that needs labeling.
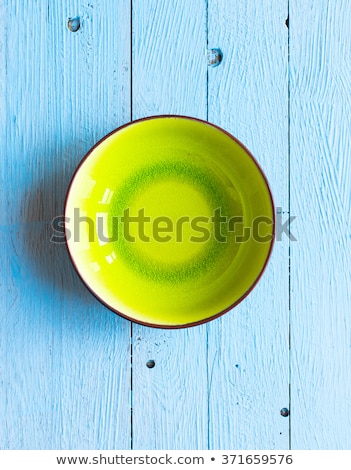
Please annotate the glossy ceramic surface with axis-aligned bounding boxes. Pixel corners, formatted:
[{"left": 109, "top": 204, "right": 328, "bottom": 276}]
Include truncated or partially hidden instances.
[{"left": 65, "top": 116, "right": 274, "bottom": 327}]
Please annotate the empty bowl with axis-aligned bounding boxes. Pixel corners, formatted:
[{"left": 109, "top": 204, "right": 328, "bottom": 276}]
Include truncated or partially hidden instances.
[{"left": 65, "top": 116, "right": 274, "bottom": 328}]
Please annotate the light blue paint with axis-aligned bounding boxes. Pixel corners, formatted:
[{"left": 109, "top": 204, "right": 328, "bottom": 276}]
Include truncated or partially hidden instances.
[
  {"left": 0, "top": 0, "right": 131, "bottom": 450},
  {"left": 290, "top": 0, "right": 351, "bottom": 450},
  {"left": 131, "top": 0, "right": 209, "bottom": 451},
  {"left": 207, "top": 0, "right": 290, "bottom": 450},
  {"left": 1, "top": 0, "right": 350, "bottom": 451}
]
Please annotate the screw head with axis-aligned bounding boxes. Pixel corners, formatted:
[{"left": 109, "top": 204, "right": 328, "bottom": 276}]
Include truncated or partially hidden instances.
[
  {"left": 146, "top": 360, "right": 155, "bottom": 369},
  {"left": 280, "top": 407, "right": 290, "bottom": 417}
]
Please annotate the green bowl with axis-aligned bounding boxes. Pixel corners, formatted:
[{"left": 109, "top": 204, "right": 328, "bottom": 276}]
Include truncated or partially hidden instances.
[{"left": 65, "top": 116, "right": 274, "bottom": 328}]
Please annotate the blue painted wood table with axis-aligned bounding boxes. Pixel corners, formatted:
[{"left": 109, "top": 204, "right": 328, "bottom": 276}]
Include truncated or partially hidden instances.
[{"left": 1, "top": 0, "right": 350, "bottom": 450}]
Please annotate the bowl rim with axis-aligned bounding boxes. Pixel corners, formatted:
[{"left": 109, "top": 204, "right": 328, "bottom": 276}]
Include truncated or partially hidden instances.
[{"left": 64, "top": 114, "right": 275, "bottom": 329}]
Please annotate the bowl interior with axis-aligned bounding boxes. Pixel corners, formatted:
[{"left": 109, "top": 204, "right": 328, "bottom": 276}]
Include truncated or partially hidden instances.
[{"left": 65, "top": 117, "right": 274, "bottom": 327}]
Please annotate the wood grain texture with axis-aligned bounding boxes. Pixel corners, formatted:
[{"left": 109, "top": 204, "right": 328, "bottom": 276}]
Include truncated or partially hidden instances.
[
  {"left": 1, "top": 0, "right": 131, "bottom": 449},
  {"left": 131, "top": 0, "right": 209, "bottom": 450},
  {"left": 207, "top": 0, "right": 290, "bottom": 449},
  {"left": 290, "top": 0, "right": 351, "bottom": 449},
  {"left": 2, "top": 0, "right": 350, "bottom": 452},
  {"left": 132, "top": 0, "right": 207, "bottom": 120},
  {"left": 0, "top": 0, "right": 5, "bottom": 225}
]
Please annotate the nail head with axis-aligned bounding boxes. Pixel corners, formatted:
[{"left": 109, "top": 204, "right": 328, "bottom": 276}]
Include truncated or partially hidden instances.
[
  {"left": 68, "top": 16, "right": 81, "bottom": 32},
  {"left": 207, "top": 48, "right": 223, "bottom": 67}
]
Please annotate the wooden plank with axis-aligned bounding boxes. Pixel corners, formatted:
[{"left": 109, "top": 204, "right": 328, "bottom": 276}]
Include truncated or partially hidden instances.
[
  {"left": 131, "top": 0, "right": 208, "bottom": 450},
  {"left": 132, "top": 0, "right": 207, "bottom": 121},
  {"left": 290, "top": 0, "right": 351, "bottom": 449},
  {"left": 1, "top": 0, "right": 131, "bottom": 449},
  {"left": 0, "top": 0, "right": 7, "bottom": 449},
  {"left": 207, "top": 0, "right": 290, "bottom": 449},
  {"left": 0, "top": 0, "right": 5, "bottom": 225}
]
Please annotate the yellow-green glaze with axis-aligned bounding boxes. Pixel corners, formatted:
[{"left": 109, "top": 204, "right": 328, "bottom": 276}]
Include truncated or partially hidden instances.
[{"left": 65, "top": 117, "right": 274, "bottom": 327}]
